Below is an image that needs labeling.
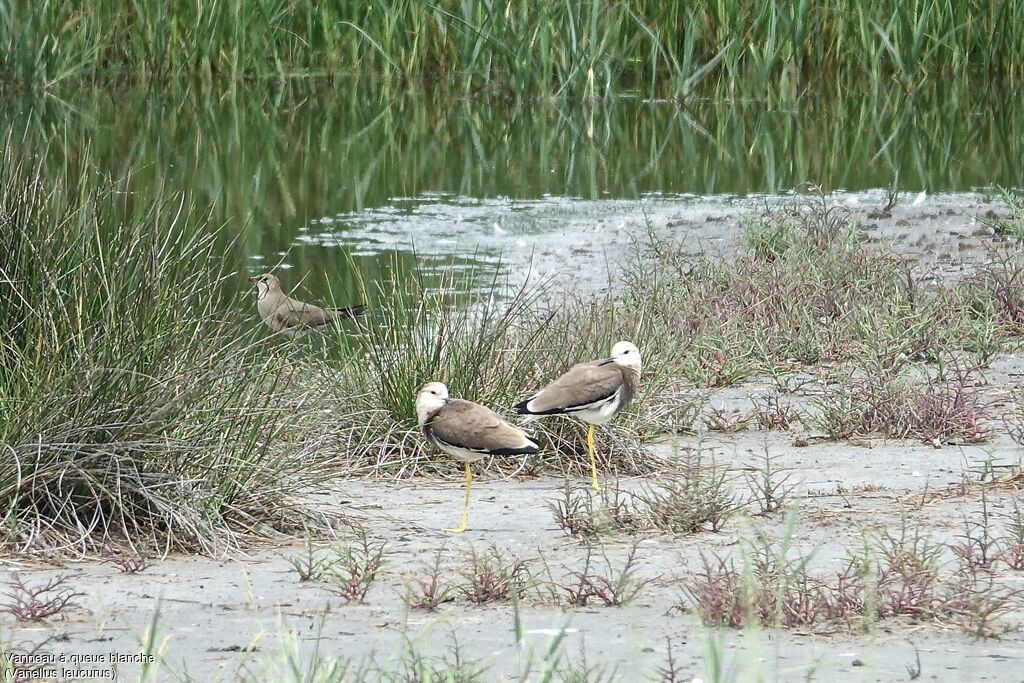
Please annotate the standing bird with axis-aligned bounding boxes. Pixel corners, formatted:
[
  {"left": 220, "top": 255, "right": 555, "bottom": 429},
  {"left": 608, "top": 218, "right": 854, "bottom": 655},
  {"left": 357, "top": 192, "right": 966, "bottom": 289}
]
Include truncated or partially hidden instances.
[
  {"left": 249, "top": 273, "right": 365, "bottom": 337},
  {"left": 514, "top": 341, "right": 641, "bottom": 491},
  {"left": 416, "top": 382, "right": 539, "bottom": 533}
]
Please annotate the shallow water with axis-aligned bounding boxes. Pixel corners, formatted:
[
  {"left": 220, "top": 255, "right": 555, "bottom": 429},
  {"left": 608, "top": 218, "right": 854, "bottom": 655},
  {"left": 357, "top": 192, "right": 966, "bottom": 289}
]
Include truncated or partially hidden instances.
[{"left": 8, "top": 81, "right": 1024, "bottom": 297}]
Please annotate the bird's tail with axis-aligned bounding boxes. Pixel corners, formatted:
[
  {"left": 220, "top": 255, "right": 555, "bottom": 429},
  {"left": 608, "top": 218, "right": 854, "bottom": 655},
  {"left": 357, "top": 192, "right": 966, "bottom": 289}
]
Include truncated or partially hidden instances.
[
  {"left": 330, "top": 304, "right": 367, "bottom": 319},
  {"left": 493, "top": 439, "right": 540, "bottom": 455},
  {"left": 514, "top": 398, "right": 546, "bottom": 422}
]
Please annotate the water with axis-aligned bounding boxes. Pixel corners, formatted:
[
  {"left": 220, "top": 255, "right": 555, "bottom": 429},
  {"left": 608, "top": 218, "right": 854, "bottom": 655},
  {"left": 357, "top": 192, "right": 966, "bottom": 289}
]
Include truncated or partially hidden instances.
[{"left": 8, "top": 81, "right": 1023, "bottom": 298}]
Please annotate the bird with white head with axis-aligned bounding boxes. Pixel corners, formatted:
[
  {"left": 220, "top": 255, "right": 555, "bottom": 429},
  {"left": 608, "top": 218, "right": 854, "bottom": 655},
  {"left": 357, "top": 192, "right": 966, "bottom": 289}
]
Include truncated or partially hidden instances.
[
  {"left": 416, "top": 382, "right": 539, "bottom": 533},
  {"left": 514, "top": 340, "right": 641, "bottom": 491}
]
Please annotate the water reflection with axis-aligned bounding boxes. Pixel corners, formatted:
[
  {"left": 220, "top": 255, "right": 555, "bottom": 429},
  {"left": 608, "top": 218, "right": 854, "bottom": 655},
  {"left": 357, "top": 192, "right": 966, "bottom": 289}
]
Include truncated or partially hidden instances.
[{"left": 5, "top": 80, "right": 1021, "bottom": 296}]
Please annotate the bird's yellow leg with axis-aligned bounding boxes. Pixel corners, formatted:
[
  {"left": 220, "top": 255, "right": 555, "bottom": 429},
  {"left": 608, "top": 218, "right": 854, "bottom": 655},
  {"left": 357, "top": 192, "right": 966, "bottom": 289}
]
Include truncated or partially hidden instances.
[
  {"left": 587, "top": 424, "right": 603, "bottom": 492},
  {"left": 444, "top": 463, "right": 472, "bottom": 533}
]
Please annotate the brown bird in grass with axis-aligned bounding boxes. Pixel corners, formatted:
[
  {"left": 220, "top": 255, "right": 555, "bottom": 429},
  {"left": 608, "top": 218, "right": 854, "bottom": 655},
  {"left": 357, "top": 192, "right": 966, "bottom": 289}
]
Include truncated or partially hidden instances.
[
  {"left": 249, "top": 273, "right": 365, "bottom": 337},
  {"left": 514, "top": 341, "right": 641, "bottom": 492},
  {"left": 416, "top": 382, "right": 539, "bottom": 533}
]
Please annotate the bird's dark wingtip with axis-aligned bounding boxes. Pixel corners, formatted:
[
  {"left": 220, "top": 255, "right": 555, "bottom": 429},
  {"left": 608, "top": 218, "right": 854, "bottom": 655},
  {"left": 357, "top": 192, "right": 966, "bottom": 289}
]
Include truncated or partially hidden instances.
[
  {"left": 488, "top": 442, "right": 540, "bottom": 456},
  {"left": 513, "top": 399, "right": 532, "bottom": 415},
  {"left": 515, "top": 441, "right": 541, "bottom": 455},
  {"left": 333, "top": 304, "right": 367, "bottom": 319}
]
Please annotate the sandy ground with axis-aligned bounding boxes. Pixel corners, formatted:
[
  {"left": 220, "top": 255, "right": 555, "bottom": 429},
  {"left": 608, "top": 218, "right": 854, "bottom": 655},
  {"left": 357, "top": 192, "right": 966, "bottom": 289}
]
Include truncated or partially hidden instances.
[
  {"left": 2, "top": 461, "right": 1022, "bottom": 682},
  {"left": 3, "top": 191, "right": 1024, "bottom": 682}
]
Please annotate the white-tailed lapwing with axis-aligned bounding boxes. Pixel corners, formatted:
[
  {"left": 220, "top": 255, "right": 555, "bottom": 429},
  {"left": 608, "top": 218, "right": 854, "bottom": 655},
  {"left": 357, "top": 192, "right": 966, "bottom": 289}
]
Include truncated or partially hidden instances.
[
  {"left": 416, "top": 382, "right": 539, "bottom": 533},
  {"left": 514, "top": 341, "right": 641, "bottom": 491}
]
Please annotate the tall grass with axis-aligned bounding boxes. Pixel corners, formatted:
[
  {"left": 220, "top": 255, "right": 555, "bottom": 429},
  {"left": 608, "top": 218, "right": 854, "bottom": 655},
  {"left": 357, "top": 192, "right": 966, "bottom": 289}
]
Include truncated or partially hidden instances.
[
  {"left": 2, "top": 1, "right": 1023, "bottom": 94},
  {"left": 0, "top": 142, "right": 324, "bottom": 554},
  {"left": 622, "top": 190, "right": 1016, "bottom": 390},
  {"left": 304, "top": 258, "right": 685, "bottom": 479}
]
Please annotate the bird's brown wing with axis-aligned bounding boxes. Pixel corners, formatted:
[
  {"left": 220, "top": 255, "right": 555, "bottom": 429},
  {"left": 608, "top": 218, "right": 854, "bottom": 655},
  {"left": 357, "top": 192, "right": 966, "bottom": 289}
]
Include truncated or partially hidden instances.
[
  {"left": 428, "top": 400, "right": 537, "bottom": 454},
  {"left": 518, "top": 361, "right": 623, "bottom": 414},
  {"left": 272, "top": 297, "right": 334, "bottom": 330}
]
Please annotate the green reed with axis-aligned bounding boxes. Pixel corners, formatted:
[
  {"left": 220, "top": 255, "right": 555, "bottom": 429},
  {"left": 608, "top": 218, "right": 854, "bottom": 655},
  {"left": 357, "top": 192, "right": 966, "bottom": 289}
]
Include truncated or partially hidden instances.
[{"left": 2, "top": 0, "right": 1023, "bottom": 95}]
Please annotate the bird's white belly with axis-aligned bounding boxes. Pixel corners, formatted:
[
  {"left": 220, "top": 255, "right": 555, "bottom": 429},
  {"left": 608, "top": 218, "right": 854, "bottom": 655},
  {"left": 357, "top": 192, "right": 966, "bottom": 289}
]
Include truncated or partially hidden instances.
[
  {"left": 437, "top": 443, "right": 487, "bottom": 463},
  {"left": 574, "top": 389, "right": 623, "bottom": 425}
]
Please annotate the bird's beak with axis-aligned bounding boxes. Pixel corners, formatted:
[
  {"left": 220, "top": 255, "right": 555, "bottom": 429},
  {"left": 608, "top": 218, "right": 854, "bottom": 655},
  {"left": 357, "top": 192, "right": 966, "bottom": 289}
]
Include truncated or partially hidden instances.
[{"left": 248, "top": 276, "right": 259, "bottom": 284}]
